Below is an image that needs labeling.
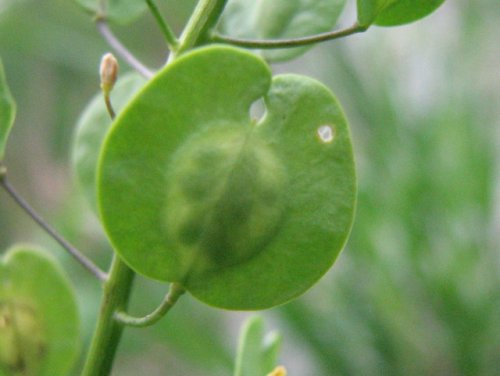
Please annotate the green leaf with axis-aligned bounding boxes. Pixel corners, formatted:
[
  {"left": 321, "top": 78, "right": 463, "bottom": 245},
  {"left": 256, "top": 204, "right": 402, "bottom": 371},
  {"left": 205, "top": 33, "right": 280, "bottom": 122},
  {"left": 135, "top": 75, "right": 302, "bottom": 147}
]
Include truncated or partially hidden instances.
[
  {"left": 357, "top": 0, "right": 445, "bottom": 27},
  {"left": 75, "top": 0, "right": 148, "bottom": 24},
  {"left": 375, "top": 0, "right": 446, "bottom": 26},
  {"left": 0, "top": 246, "right": 80, "bottom": 376},
  {"left": 234, "top": 316, "right": 265, "bottom": 376},
  {"left": 98, "top": 45, "right": 356, "bottom": 309},
  {"left": 72, "top": 73, "right": 146, "bottom": 211},
  {"left": 261, "top": 331, "right": 283, "bottom": 374},
  {"left": 356, "top": 0, "right": 394, "bottom": 26},
  {"left": 234, "top": 316, "right": 282, "bottom": 376},
  {"left": 221, "top": 0, "right": 347, "bottom": 62},
  {"left": 0, "top": 58, "right": 16, "bottom": 162}
]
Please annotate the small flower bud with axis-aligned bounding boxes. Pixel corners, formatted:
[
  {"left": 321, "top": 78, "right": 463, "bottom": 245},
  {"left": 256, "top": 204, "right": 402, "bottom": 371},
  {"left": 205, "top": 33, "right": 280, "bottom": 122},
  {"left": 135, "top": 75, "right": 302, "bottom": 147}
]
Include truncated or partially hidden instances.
[{"left": 100, "top": 53, "right": 119, "bottom": 95}]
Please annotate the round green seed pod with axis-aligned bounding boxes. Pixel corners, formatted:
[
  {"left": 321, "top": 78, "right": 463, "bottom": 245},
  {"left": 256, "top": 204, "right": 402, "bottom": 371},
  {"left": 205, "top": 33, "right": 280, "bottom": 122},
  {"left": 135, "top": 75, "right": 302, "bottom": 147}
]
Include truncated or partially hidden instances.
[{"left": 97, "top": 46, "right": 356, "bottom": 309}]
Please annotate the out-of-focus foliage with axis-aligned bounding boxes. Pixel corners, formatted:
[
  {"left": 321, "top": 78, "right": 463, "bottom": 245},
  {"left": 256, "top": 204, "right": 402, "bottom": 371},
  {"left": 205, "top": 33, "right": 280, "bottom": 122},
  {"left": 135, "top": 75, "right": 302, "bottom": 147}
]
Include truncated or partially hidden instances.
[
  {"left": 0, "top": 0, "right": 498, "bottom": 375},
  {"left": 273, "top": 1, "right": 500, "bottom": 374},
  {"left": 0, "top": 246, "right": 80, "bottom": 376},
  {"left": 374, "top": 0, "right": 446, "bottom": 26},
  {"left": 0, "top": 57, "right": 15, "bottom": 161},
  {"left": 221, "top": 0, "right": 347, "bottom": 62},
  {"left": 357, "top": 0, "right": 446, "bottom": 26},
  {"left": 74, "top": 0, "right": 148, "bottom": 24},
  {"left": 72, "top": 73, "right": 146, "bottom": 212},
  {"left": 233, "top": 316, "right": 282, "bottom": 376}
]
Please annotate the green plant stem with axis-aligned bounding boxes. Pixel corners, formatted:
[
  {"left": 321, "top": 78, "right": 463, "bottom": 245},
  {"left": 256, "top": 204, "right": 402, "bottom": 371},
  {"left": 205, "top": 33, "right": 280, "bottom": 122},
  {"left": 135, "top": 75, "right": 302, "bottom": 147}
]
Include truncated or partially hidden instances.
[
  {"left": 176, "top": 0, "right": 229, "bottom": 56},
  {"left": 115, "top": 283, "right": 186, "bottom": 327},
  {"left": 211, "top": 22, "right": 369, "bottom": 49},
  {"left": 145, "top": 0, "right": 179, "bottom": 51},
  {"left": 0, "top": 168, "right": 107, "bottom": 282},
  {"left": 81, "top": 255, "right": 135, "bottom": 376}
]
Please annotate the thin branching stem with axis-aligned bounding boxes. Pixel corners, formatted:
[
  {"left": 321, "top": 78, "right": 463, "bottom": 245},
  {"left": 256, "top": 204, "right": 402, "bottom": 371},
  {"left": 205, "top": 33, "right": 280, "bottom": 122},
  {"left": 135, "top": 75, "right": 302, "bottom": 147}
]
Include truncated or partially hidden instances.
[
  {"left": 114, "top": 283, "right": 186, "bottom": 327},
  {"left": 145, "top": 0, "right": 179, "bottom": 51},
  {"left": 0, "top": 169, "right": 107, "bottom": 283},
  {"left": 96, "top": 19, "right": 154, "bottom": 79},
  {"left": 211, "top": 22, "right": 369, "bottom": 49}
]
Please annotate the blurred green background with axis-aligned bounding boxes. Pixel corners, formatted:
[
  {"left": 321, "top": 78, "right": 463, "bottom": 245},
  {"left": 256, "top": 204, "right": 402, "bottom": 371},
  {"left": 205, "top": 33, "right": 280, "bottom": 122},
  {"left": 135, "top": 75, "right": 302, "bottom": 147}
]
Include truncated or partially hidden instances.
[{"left": 0, "top": 0, "right": 499, "bottom": 375}]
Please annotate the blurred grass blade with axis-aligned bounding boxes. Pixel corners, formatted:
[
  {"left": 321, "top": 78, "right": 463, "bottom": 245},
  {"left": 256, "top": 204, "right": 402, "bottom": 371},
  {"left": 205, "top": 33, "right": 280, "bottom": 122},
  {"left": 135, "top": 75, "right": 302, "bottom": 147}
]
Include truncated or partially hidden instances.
[
  {"left": 234, "top": 316, "right": 265, "bottom": 376},
  {"left": 261, "top": 331, "right": 283, "bottom": 374},
  {"left": 234, "top": 316, "right": 284, "bottom": 376},
  {"left": 0, "top": 57, "right": 16, "bottom": 161}
]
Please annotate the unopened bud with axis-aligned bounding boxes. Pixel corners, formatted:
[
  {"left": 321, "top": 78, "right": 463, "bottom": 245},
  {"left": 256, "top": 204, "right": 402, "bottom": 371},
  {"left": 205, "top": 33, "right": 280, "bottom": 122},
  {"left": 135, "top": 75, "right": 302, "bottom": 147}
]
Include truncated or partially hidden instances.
[
  {"left": 100, "top": 53, "right": 119, "bottom": 95},
  {"left": 267, "top": 366, "right": 287, "bottom": 376}
]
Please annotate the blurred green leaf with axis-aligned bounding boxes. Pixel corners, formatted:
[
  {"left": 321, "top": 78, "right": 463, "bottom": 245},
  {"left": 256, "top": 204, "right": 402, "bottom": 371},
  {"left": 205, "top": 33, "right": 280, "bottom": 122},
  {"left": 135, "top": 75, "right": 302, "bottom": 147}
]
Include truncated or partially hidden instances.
[
  {"left": 221, "top": 0, "right": 347, "bottom": 62},
  {"left": 357, "top": 0, "right": 445, "bottom": 26},
  {"left": 375, "top": 0, "right": 446, "bottom": 26},
  {"left": 261, "top": 331, "right": 283, "bottom": 374},
  {"left": 0, "top": 246, "right": 80, "bottom": 376},
  {"left": 75, "top": 0, "right": 148, "bottom": 24},
  {"left": 72, "top": 72, "right": 147, "bottom": 212},
  {"left": 234, "top": 316, "right": 265, "bottom": 376},
  {"left": 356, "top": 0, "right": 394, "bottom": 26},
  {"left": 0, "top": 58, "right": 16, "bottom": 162},
  {"left": 234, "top": 316, "right": 282, "bottom": 376}
]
